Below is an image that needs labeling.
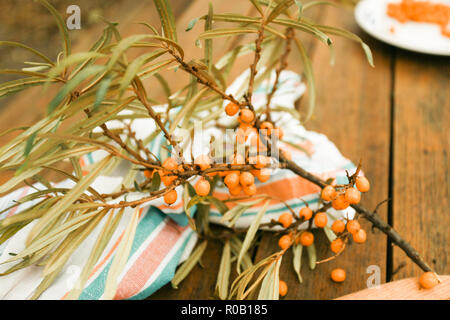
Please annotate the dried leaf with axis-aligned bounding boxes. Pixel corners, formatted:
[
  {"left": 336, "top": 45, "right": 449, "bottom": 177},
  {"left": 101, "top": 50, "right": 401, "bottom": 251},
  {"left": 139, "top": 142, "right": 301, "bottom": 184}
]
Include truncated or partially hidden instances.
[
  {"left": 171, "top": 240, "right": 208, "bottom": 289},
  {"left": 103, "top": 207, "right": 140, "bottom": 299},
  {"left": 306, "top": 243, "right": 317, "bottom": 270},
  {"left": 292, "top": 244, "right": 303, "bottom": 283},
  {"left": 216, "top": 240, "right": 231, "bottom": 300},
  {"left": 237, "top": 199, "right": 270, "bottom": 273}
]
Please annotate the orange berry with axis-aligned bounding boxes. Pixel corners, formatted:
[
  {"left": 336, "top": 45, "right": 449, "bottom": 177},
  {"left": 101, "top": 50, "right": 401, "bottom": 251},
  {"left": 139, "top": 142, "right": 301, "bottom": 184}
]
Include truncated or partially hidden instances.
[
  {"left": 243, "top": 183, "right": 257, "bottom": 196},
  {"left": 321, "top": 185, "right": 337, "bottom": 202},
  {"left": 194, "top": 154, "right": 211, "bottom": 171},
  {"left": 353, "top": 228, "right": 367, "bottom": 244},
  {"left": 254, "top": 155, "right": 269, "bottom": 169},
  {"left": 257, "top": 168, "right": 271, "bottom": 183},
  {"left": 278, "top": 213, "right": 293, "bottom": 228},
  {"left": 162, "top": 157, "right": 178, "bottom": 171},
  {"left": 194, "top": 178, "right": 210, "bottom": 197},
  {"left": 239, "top": 172, "right": 254, "bottom": 187},
  {"left": 164, "top": 190, "right": 177, "bottom": 205},
  {"left": 419, "top": 272, "right": 439, "bottom": 289},
  {"left": 235, "top": 128, "right": 250, "bottom": 144},
  {"left": 346, "top": 220, "right": 361, "bottom": 234},
  {"left": 331, "top": 268, "right": 346, "bottom": 283},
  {"left": 332, "top": 194, "right": 349, "bottom": 210},
  {"left": 239, "top": 109, "right": 255, "bottom": 124},
  {"left": 229, "top": 185, "right": 242, "bottom": 196},
  {"left": 345, "top": 188, "right": 361, "bottom": 204},
  {"left": 331, "top": 220, "right": 346, "bottom": 233},
  {"left": 278, "top": 234, "right": 292, "bottom": 250},
  {"left": 225, "top": 102, "right": 239, "bottom": 116},
  {"left": 162, "top": 174, "right": 177, "bottom": 187},
  {"left": 144, "top": 170, "right": 153, "bottom": 179},
  {"left": 224, "top": 172, "right": 240, "bottom": 189},
  {"left": 298, "top": 231, "right": 314, "bottom": 247},
  {"left": 260, "top": 121, "right": 273, "bottom": 135},
  {"left": 330, "top": 238, "right": 344, "bottom": 253},
  {"left": 299, "top": 207, "right": 313, "bottom": 220},
  {"left": 314, "top": 212, "right": 328, "bottom": 228},
  {"left": 355, "top": 176, "right": 370, "bottom": 193},
  {"left": 279, "top": 280, "right": 288, "bottom": 297},
  {"left": 239, "top": 122, "right": 253, "bottom": 131}
]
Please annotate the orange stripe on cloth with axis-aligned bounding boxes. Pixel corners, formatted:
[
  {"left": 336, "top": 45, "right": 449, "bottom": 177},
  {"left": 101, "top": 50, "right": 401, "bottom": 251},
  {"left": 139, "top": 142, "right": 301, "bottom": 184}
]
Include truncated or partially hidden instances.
[
  {"left": 113, "top": 219, "right": 187, "bottom": 300},
  {"left": 213, "top": 176, "right": 320, "bottom": 207},
  {"left": 61, "top": 209, "right": 145, "bottom": 299}
]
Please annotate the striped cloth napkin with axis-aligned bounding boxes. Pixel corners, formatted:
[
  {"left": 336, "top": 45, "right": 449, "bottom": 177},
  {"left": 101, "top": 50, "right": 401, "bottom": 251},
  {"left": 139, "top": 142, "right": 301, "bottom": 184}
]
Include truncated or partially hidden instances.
[{"left": 0, "top": 70, "right": 356, "bottom": 299}]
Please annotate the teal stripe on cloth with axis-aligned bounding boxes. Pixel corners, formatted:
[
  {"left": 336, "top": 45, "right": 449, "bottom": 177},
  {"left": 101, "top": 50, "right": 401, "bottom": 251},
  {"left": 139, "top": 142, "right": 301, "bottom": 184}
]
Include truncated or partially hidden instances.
[
  {"left": 126, "top": 232, "right": 194, "bottom": 300},
  {"left": 78, "top": 206, "right": 167, "bottom": 300}
]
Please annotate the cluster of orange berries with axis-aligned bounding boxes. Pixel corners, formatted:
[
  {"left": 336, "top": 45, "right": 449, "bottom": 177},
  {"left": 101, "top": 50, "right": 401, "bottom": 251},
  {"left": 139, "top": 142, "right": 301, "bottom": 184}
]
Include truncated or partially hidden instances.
[
  {"left": 151, "top": 151, "right": 274, "bottom": 205},
  {"left": 321, "top": 176, "right": 370, "bottom": 210},
  {"left": 147, "top": 155, "right": 213, "bottom": 205},
  {"left": 225, "top": 102, "right": 285, "bottom": 151}
]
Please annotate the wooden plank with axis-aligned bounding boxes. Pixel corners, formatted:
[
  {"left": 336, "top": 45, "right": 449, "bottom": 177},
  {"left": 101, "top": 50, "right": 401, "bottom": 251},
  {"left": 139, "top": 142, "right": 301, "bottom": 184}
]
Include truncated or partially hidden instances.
[
  {"left": 254, "top": 6, "right": 393, "bottom": 299},
  {"left": 151, "top": 238, "right": 224, "bottom": 299},
  {"left": 392, "top": 51, "right": 449, "bottom": 279},
  {"left": 337, "top": 275, "right": 450, "bottom": 300}
]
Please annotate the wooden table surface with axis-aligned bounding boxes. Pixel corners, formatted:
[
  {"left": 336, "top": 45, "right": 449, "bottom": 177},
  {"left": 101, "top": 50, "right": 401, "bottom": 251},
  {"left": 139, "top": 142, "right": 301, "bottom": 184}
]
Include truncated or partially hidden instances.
[{"left": 0, "top": 0, "right": 448, "bottom": 299}]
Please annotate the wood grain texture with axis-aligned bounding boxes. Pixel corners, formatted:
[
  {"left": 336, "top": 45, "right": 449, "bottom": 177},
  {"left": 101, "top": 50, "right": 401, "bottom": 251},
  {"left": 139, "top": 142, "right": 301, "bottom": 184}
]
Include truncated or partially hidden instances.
[
  {"left": 0, "top": 0, "right": 448, "bottom": 300},
  {"left": 254, "top": 6, "right": 393, "bottom": 299},
  {"left": 392, "top": 51, "right": 450, "bottom": 279},
  {"left": 336, "top": 275, "right": 450, "bottom": 300}
]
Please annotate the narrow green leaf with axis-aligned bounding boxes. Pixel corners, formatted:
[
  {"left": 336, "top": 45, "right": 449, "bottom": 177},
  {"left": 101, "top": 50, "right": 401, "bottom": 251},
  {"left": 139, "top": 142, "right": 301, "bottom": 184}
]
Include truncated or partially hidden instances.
[
  {"left": 171, "top": 240, "right": 208, "bottom": 288},
  {"left": 258, "top": 257, "right": 282, "bottom": 300},
  {"left": 26, "top": 156, "right": 112, "bottom": 245},
  {"left": 292, "top": 244, "right": 303, "bottom": 283},
  {"left": 198, "top": 28, "right": 259, "bottom": 40},
  {"left": 103, "top": 208, "right": 140, "bottom": 299},
  {"left": 216, "top": 240, "right": 231, "bottom": 300},
  {"left": 294, "top": 37, "right": 315, "bottom": 121},
  {"left": 119, "top": 50, "right": 167, "bottom": 94},
  {"left": 207, "top": 196, "right": 228, "bottom": 215},
  {"left": 47, "top": 65, "right": 105, "bottom": 114},
  {"left": 249, "top": 0, "right": 264, "bottom": 16},
  {"left": 306, "top": 243, "right": 317, "bottom": 270},
  {"left": 24, "top": 131, "right": 38, "bottom": 157},
  {"left": 92, "top": 76, "right": 113, "bottom": 111},
  {"left": 37, "top": 0, "right": 71, "bottom": 57},
  {"left": 186, "top": 18, "right": 199, "bottom": 31},
  {"left": 153, "top": 0, "right": 178, "bottom": 42},
  {"left": 0, "top": 41, "right": 54, "bottom": 65},
  {"left": 266, "top": 0, "right": 295, "bottom": 23},
  {"left": 237, "top": 199, "right": 270, "bottom": 273},
  {"left": 169, "top": 87, "right": 208, "bottom": 134},
  {"left": 204, "top": 3, "right": 213, "bottom": 71},
  {"left": 323, "top": 226, "right": 337, "bottom": 242}
]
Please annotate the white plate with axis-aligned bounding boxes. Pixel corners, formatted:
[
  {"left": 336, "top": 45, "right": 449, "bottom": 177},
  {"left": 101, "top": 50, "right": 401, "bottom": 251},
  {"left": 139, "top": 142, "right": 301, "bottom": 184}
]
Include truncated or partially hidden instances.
[{"left": 355, "top": 0, "right": 450, "bottom": 56}]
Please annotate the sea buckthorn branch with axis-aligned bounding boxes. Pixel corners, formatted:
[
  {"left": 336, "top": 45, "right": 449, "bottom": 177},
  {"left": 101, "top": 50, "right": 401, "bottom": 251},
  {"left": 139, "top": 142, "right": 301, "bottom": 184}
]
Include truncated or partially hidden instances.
[
  {"left": 247, "top": 20, "right": 266, "bottom": 105},
  {"left": 167, "top": 49, "right": 243, "bottom": 108},
  {"left": 132, "top": 79, "right": 183, "bottom": 157},
  {"left": 265, "top": 27, "right": 294, "bottom": 121},
  {"left": 280, "top": 154, "right": 434, "bottom": 273},
  {"left": 84, "top": 107, "right": 154, "bottom": 166}
]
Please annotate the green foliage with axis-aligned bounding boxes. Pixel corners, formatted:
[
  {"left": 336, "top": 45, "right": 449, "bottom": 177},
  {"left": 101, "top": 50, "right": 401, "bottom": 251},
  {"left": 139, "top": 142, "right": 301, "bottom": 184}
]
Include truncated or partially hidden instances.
[{"left": 0, "top": 0, "right": 374, "bottom": 300}]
